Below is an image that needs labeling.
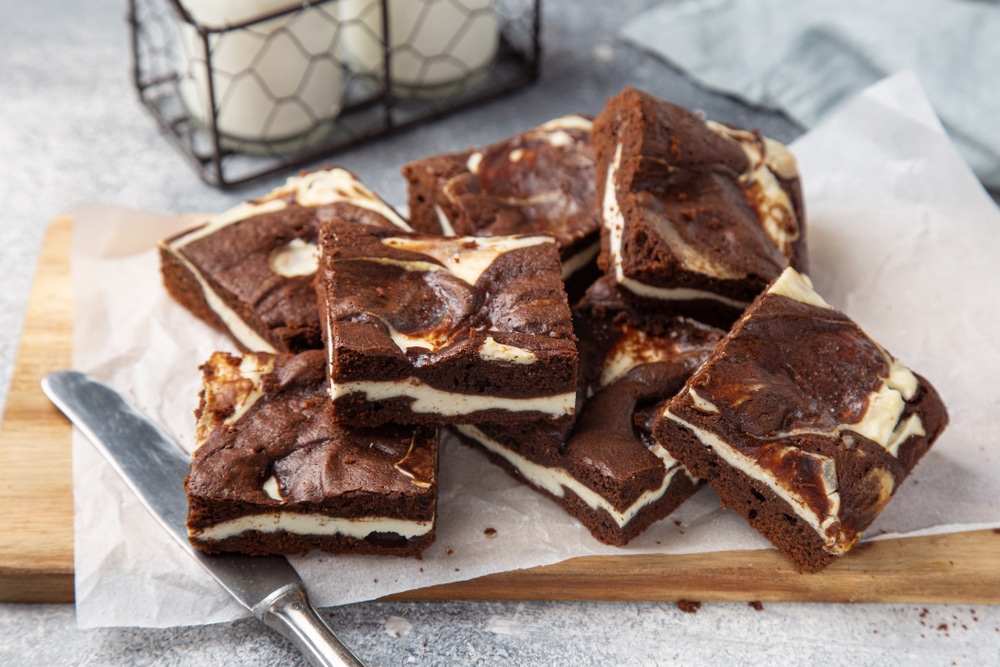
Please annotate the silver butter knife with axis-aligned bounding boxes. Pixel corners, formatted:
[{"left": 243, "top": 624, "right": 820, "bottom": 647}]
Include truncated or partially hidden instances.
[{"left": 42, "top": 370, "right": 366, "bottom": 667}]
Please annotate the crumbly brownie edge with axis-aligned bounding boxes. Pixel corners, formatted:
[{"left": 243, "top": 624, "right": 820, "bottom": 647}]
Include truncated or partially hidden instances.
[
  {"left": 654, "top": 416, "right": 838, "bottom": 572},
  {"left": 159, "top": 242, "right": 263, "bottom": 352},
  {"left": 650, "top": 273, "right": 951, "bottom": 571},
  {"left": 779, "top": 172, "right": 809, "bottom": 274},
  {"left": 453, "top": 425, "right": 701, "bottom": 546},
  {"left": 191, "top": 526, "right": 436, "bottom": 557},
  {"left": 331, "top": 392, "right": 578, "bottom": 428},
  {"left": 593, "top": 88, "right": 797, "bottom": 309},
  {"left": 331, "top": 329, "right": 580, "bottom": 397},
  {"left": 402, "top": 153, "right": 470, "bottom": 235}
]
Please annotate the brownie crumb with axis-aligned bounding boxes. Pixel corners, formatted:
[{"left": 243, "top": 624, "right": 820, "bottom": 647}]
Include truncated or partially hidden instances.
[
  {"left": 748, "top": 601, "right": 764, "bottom": 611},
  {"left": 484, "top": 527, "right": 498, "bottom": 538},
  {"left": 446, "top": 547, "right": 454, "bottom": 556},
  {"left": 677, "top": 600, "right": 701, "bottom": 614},
  {"left": 938, "top": 623, "right": 949, "bottom": 632}
]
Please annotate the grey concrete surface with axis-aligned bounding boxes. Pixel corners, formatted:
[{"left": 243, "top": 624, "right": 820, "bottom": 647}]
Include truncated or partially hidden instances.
[
  {"left": 1, "top": 0, "right": 998, "bottom": 665},
  {"left": 2, "top": 599, "right": 998, "bottom": 666}
]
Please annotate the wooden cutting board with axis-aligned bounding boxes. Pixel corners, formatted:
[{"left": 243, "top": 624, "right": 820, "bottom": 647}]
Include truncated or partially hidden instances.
[{"left": 2, "top": 216, "right": 998, "bottom": 605}]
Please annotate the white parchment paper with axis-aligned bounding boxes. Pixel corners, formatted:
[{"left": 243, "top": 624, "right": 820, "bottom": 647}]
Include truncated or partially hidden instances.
[{"left": 72, "top": 73, "right": 1000, "bottom": 628}]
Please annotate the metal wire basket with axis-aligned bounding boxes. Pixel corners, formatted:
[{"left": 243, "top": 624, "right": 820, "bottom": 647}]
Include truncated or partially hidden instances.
[{"left": 129, "top": 0, "right": 541, "bottom": 188}]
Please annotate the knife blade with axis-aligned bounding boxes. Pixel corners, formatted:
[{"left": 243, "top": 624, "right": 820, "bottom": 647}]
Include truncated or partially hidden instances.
[{"left": 42, "top": 370, "right": 366, "bottom": 667}]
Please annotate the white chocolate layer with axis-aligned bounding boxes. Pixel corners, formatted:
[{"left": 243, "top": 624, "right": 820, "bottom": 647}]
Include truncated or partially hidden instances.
[
  {"left": 381, "top": 234, "right": 554, "bottom": 286},
  {"left": 600, "top": 327, "right": 653, "bottom": 389},
  {"left": 603, "top": 142, "right": 751, "bottom": 309},
  {"left": 229, "top": 355, "right": 273, "bottom": 425},
  {"left": 268, "top": 238, "right": 319, "bottom": 277},
  {"left": 277, "top": 168, "right": 412, "bottom": 231},
  {"left": 371, "top": 313, "right": 448, "bottom": 353},
  {"left": 599, "top": 326, "right": 701, "bottom": 389},
  {"left": 466, "top": 151, "right": 483, "bottom": 175},
  {"left": 884, "top": 414, "right": 927, "bottom": 458},
  {"left": 331, "top": 376, "right": 576, "bottom": 417},
  {"left": 541, "top": 130, "right": 573, "bottom": 147},
  {"left": 763, "top": 137, "right": 799, "bottom": 179},
  {"left": 479, "top": 336, "right": 538, "bottom": 365},
  {"left": 191, "top": 513, "right": 433, "bottom": 542},
  {"left": 767, "top": 268, "right": 832, "bottom": 309},
  {"left": 195, "top": 353, "right": 276, "bottom": 450},
  {"left": 664, "top": 409, "right": 845, "bottom": 554},
  {"left": 766, "top": 267, "right": 923, "bottom": 456},
  {"left": 172, "top": 199, "right": 289, "bottom": 250},
  {"left": 394, "top": 435, "right": 433, "bottom": 489},
  {"left": 704, "top": 121, "right": 800, "bottom": 258},
  {"left": 167, "top": 246, "right": 278, "bottom": 352},
  {"left": 262, "top": 476, "right": 283, "bottom": 501},
  {"left": 455, "top": 425, "right": 685, "bottom": 529},
  {"left": 536, "top": 114, "right": 593, "bottom": 133},
  {"left": 768, "top": 383, "right": 925, "bottom": 458},
  {"left": 688, "top": 389, "right": 719, "bottom": 414},
  {"left": 433, "top": 205, "right": 458, "bottom": 236},
  {"left": 561, "top": 241, "right": 600, "bottom": 280},
  {"left": 886, "top": 357, "right": 919, "bottom": 401}
]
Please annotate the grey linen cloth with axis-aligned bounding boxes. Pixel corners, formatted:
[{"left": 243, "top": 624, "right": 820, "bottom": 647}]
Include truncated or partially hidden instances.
[{"left": 620, "top": 0, "right": 1000, "bottom": 190}]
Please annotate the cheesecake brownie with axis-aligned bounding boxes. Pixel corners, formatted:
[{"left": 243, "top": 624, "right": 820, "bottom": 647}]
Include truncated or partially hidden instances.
[
  {"left": 160, "top": 167, "right": 411, "bottom": 353},
  {"left": 592, "top": 87, "right": 807, "bottom": 328},
  {"left": 317, "top": 221, "right": 578, "bottom": 427},
  {"left": 453, "top": 281, "right": 723, "bottom": 546},
  {"left": 402, "top": 114, "right": 601, "bottom": 300},
  {"left": 186, "top": 349, "right": 438, "bottom": 557},
  {"left": 654, "top": 268, "right": 949, "bottom": 571}
]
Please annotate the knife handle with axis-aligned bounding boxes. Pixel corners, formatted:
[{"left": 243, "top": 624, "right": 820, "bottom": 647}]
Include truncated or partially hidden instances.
[{"left": 256, "top": 585, "right": 367, "bottom": 667}]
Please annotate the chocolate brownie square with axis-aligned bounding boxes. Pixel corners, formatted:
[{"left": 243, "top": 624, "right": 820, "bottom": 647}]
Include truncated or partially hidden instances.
[
  {"left": 592, "top": 87, "right": 807, "bottom": 328},
  {"left": 160, "top": 167, "right": 411, "bottom": 353},
  {"left": 317, "top": 221, "right": 579, "bottom": 427},
  {"left": 452, "top": 280, "right": 723, "bottom": 546},
  {"left": 186, "top": 349, "right": 438, "bottom": 557},
  {"left": 402, "top": 114, "right": 602, "bottom": 300},
  {"left": 654, "top": 268, "right": 949, "bottom": 571}
]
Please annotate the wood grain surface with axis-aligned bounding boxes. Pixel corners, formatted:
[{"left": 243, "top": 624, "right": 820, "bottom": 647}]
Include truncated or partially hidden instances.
[
  {"left": 1, "top": 216, "right": 998, "bottom": 605},
  {"left": 0, "top": 214, "right": 74, "bottom": 602}
]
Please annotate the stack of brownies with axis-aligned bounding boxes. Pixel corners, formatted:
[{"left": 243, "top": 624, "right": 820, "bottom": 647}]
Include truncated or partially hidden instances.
[{"left": 161, "top": 87, "right": 948, "bottom": 572}]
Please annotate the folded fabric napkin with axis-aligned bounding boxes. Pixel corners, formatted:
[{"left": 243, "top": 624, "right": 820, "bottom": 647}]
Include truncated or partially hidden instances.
[{"left": 620, "top": 0, "right": 1000, "bottom": 190}]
